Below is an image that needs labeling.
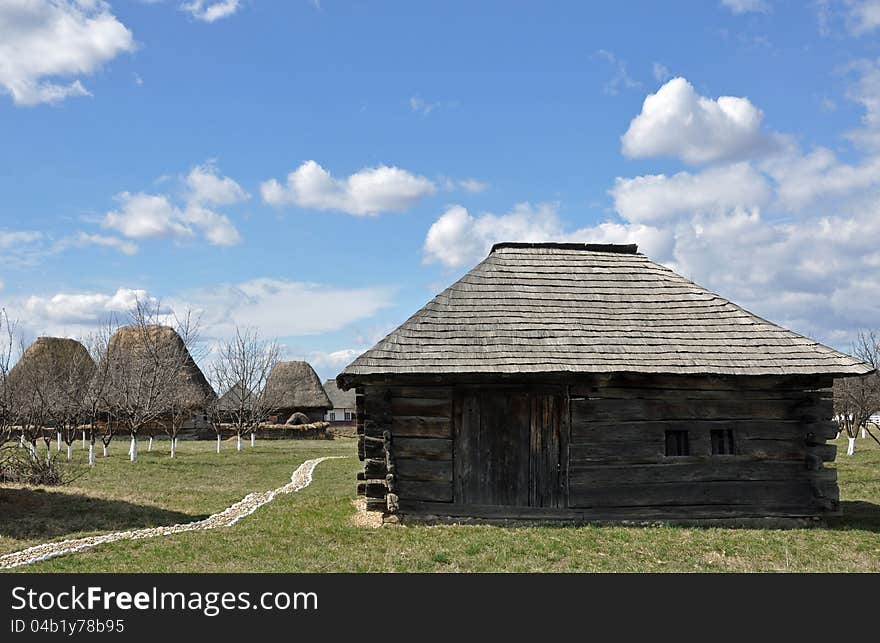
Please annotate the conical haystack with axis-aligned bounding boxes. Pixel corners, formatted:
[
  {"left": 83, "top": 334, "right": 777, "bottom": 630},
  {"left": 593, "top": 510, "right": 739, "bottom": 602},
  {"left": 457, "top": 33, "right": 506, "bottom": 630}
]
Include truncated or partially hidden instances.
[
  {"left": 8, "top": 337, "right": 96, "bottom": 413},
  {"left": 100, "top": 325, "right": 216, "bottom": 412},
  {"left": 262, "top": 361, "right": 330, "bottom": 422}
]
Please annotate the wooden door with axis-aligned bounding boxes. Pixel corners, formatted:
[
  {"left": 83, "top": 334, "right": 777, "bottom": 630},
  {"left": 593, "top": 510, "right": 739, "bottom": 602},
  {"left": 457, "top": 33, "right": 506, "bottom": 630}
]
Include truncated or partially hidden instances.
[{"left": 455, "top": 389, "right": 566, "bottom": 507}]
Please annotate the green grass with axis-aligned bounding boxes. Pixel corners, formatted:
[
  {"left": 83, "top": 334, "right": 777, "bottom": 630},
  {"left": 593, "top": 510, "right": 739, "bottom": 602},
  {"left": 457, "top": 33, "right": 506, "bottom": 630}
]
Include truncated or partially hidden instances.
[{"left": 2, "top": 434, "right": 879, "bottom": 572}]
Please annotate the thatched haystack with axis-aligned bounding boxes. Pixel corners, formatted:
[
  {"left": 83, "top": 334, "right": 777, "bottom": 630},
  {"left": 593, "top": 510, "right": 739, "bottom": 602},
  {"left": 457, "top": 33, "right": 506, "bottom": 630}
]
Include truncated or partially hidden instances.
[
  {"left": 262, "top": 361, "right": 331, "bottom": 423},
  {"left": 100, "top": 324, "right": 216, "bottom": 414},
  {"left": 286, "top": 411, "right": 310, "bottom": 425},
  {"left": 8, "top": 337, "right": 96, "bottom": 416}
]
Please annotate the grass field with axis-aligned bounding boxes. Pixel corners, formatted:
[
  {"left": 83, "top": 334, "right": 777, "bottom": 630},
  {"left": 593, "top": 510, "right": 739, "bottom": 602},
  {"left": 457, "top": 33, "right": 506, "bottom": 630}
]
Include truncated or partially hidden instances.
[{"left": 1, "top": 434, "right": 879, "bottom": 572}]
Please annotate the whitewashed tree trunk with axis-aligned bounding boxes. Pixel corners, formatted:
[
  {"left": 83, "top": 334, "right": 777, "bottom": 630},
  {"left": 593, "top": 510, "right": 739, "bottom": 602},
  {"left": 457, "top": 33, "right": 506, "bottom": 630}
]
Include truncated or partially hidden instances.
[
  {"left": 66, "top": 444, "right": 72, "bottom": 460},
  {"left": 82, "top": 430, "right": 86, "bottom": 449},
  {"left": 170, "top": 438, "right": 177, "bottom": 458},
  {"left": 148, "top": 436, "right": 153, "bottom": 451},
  {"left": 847, "top": 437, "right": 856, "bottom": 455},
  {"left": 57, "top": 431, "right": 62, "bottom": 451},
  {"left": 836, "top": 431, "right": 841, "bottom": 439},
  {"left": 28, "top": 441, "right": 37, "bottom": 460},
  {"left": 862, "top": 427, "right": 867, "bottom": 439},
  {"left": 216, "top": 435, "right": 221, "bottom": 454},
  {"left": 102, "top": 443, "right": 109, "bottom": 457},
  {"left": 130, "top": 436, "right": 138, "bottom": 462},
  {"left": 19, "top": 434, "right": 23, "bottom": 448},
  {"left": 250, "top": 432, "right": 255, "bottom": 448},
  {"left": 88, "top": 443, "right": 95, "bottom": 466},
  {"left": 237, "top": 435, "right": 242, "bottom": 451}
]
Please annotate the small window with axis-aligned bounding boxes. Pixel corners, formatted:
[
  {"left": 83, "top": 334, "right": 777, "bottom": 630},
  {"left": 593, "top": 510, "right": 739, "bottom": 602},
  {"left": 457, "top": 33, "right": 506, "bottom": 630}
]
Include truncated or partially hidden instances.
[
  {"left": 711, "top": 429, "right": 735, "bottom": 456},
  {"left": 345, "top": 411, "right": 353, "bottom": 421},
  {"left": 665, "top": 430, "right": 690, "bottom": 457},
  {"left": 328, "top": 411, "right": 336, "bottom": 421}
]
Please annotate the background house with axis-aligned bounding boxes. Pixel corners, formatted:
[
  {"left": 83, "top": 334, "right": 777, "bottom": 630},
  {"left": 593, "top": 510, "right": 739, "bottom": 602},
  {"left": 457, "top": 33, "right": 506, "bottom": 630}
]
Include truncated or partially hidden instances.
[{"left": 322, "top": 379, "right": 355, "bottom": 424}]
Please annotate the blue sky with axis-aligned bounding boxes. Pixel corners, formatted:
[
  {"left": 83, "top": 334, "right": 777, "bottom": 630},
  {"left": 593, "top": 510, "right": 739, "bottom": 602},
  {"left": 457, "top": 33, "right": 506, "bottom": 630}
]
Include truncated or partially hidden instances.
[{"left": 2, "top": 0, "right": 880, "bottom": 381}]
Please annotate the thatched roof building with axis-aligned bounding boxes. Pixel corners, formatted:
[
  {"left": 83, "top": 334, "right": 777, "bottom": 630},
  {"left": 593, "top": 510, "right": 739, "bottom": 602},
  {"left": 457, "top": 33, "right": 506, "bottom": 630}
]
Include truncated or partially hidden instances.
[
  {"left": 100, "top": 325, "right": 216, "bottom": 414},
  {"left": 8, "top": 337, "right": 96, "bottom": 419},
  {"left": 340, "top": 242, "right": 871, "bottom": 523},
  {"left": 263, "top": 361, "right": 331, "bottom": 422},
  {"left": 216, "top": 381, "right": 257, "bottom": 411}
]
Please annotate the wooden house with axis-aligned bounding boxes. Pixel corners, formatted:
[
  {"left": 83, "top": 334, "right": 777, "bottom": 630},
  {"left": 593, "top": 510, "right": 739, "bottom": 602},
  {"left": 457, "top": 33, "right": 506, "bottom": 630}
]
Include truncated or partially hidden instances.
[
  {"left": 262, "top": 361, "right": 331, "bottom": 424},
  {"left": 337, "top": 242, "right": 873, "bottom": 523}
]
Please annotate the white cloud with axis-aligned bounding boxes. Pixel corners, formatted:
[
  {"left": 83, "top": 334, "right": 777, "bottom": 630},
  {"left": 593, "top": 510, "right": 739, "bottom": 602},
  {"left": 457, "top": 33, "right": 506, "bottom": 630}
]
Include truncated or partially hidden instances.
[
  {"left": 0, "top": 230, "right": 43, "bottom": 248},
  {"left": 456, "top": 179, "right": 490, "bottom": 193},
  {"left": 843, "top": 0, "right": 880, "bottom": 34},
  {"left": 720, "top": 0, "right": 771, "bottom": 14},
  {"left": 101, "top": 163, "right": 244, "bottom": 246},
  {"left": 423, "top": 202, "right": 671, "bottom": 269},
  {"left": 103, "top": 192, "right": 191, "bottom": 240},
  {"left": 169, "top": 278, "right": 396, "bottom": 339},
  {"left": 180, "top": 0, "right": 242, "bottom": 23},
  {"left": 764, "top": 147, "right": 880, "bottom": 210},
  {"left": 23, "top": 287, "right": 160, "bottom": 325},
  {"left": 621, "top": 77, "right": 780, "bottom": 164},
  {"left": 843, "top": 57, "right": 880, "bottom": 148},
  {"left": 260, "top": 160, "right": 437, "bottom": 216},
  {"left": 611, "top": 163, "right": 772, "bottom": 223},
  {"left": 185, "top": 162, "right": 250, "bottom": 206},
  {"left": 307, "top": 348, "right": 362, "bottom": 371},
  {"left": 0, "top": 0, "right": 135, "bottom": 106},
  {"left": 10, "top": 278, "right": 395, "bottom": 358},
  {"left": 57, "top": 232, "right": 139, "bottom": 256},
  {"left": 595, "top": 49, "right": 641, "bottom": 95}
]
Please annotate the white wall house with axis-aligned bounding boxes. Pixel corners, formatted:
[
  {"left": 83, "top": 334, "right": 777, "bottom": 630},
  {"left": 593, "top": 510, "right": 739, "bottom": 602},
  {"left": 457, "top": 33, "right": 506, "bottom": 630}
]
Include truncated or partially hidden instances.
[{"left": 322, "top": 379, "right": 356, "bottom": 423}]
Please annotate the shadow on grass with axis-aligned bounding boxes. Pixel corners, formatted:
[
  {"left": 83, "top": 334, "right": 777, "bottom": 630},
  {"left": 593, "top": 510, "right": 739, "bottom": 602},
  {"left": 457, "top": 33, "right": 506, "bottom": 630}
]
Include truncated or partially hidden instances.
[
  {"left": 827, "top": 501, "right": 880, "bottom": 532},
  {"left": 0, "top": 488, "right": 205, "bottom": 542}
]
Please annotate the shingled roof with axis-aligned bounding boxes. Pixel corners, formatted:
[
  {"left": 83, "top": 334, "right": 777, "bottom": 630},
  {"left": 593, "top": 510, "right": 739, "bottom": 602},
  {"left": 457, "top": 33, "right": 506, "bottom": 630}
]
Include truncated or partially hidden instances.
[{"left": 339, "top": 242, "right": 871, "bottom": 384}]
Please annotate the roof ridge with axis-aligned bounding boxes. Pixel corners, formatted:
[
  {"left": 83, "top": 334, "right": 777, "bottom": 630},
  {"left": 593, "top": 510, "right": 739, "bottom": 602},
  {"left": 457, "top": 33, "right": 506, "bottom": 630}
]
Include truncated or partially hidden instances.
[{"left": 490, "top": 242, "right": 639, "bottom": 254}]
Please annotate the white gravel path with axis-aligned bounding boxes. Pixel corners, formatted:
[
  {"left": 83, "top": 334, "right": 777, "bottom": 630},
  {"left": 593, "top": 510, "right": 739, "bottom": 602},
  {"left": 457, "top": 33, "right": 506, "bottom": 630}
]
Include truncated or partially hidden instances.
[{"left": 0, "top": 456, "right": 344, "bottom": 570}]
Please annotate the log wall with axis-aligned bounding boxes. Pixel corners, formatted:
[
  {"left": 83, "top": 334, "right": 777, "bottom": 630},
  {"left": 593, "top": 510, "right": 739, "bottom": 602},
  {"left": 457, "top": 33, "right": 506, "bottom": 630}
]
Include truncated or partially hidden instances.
[{"left": 354, "top": 373, "right": 840, "bottom": 521}]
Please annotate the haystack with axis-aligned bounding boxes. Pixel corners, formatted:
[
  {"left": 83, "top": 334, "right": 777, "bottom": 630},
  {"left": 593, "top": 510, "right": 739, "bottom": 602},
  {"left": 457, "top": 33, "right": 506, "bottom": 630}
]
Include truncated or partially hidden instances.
[
  {"left": 262, "top": 361, "right": 331, "bottom": 423},
  {"left": 8, "top": 337, "right": 96, "bottom": 418},
  {"left": 99, "top": 325, "right": 216, "bottom": 415}
]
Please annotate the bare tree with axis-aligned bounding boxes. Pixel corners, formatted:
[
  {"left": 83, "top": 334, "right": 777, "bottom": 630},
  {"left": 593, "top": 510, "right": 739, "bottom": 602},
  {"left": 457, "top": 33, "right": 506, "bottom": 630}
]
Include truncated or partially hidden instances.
[
  {"left": 208, "top": 327, "right": 281, "bottom": 452},
  {"left": 158, "top": 310, "right": 215, "bottom": 458},
  {"left": 833, "top": 330, "right": 880, "bottom": 455},
  {"left": 0, "top": 310, "right": 19, "bottom": 475},
  {"left": 99, "top": 299, "right": 214, "bottom": 462}
]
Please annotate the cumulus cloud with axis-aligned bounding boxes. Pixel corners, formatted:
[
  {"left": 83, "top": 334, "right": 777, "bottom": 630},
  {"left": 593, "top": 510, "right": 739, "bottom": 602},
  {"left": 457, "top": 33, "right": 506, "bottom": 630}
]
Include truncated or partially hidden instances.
[
  {"left": 0, "top": 0, "right": 135, "bottom": 106},
  {"left": 185, "top": 162, "right": 250, "bottom": 206},
  {"left": 180, "top": 0, "right": 242, "bottom": 23},
  {"left": 260, "top": 160, "right": 436, "bottom": 216},
  {"left": 101, "top": 163, "right": 245, "bottom": 246},
  {"left": 611, "top": 163, "right": 772, "bottom": 222},
  {"left": 621, "top": 77, "right": 782, "bottom": 164},
  {"left": 423, "top": 203, "right": 671, "bottom": 269},
  {"left": 720, "top": 0, "right": 771, "bottom": 14}
]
